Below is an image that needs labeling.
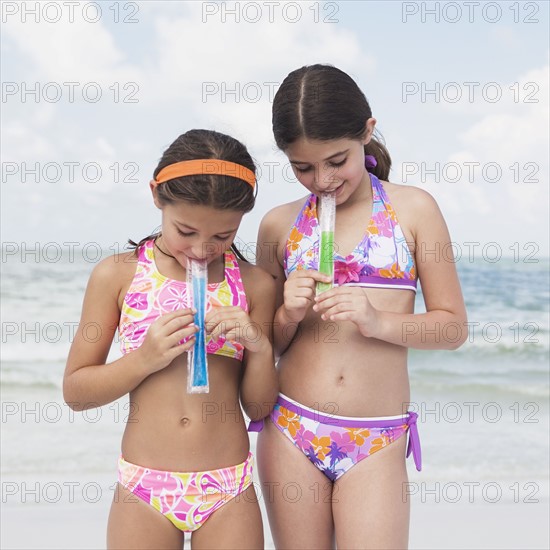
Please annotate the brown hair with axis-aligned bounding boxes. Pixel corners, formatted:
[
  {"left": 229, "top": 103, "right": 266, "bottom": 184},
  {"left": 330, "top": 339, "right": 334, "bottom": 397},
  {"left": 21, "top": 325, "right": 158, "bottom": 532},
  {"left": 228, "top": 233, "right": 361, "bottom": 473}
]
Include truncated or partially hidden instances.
[
  {"left": 128, "top": 129, "right": 257, "bottom": 260},
  {"left": 272, "top": 64, "right": 391, "bottom": 180}
]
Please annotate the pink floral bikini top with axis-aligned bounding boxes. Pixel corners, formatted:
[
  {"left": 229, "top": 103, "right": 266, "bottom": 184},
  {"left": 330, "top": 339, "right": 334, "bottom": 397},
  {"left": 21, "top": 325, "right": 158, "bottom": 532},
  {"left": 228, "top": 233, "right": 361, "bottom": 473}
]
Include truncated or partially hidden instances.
[
  {"left": 284, "top": 174, "right": 417, "bottom": 292},
  {"left": 119, "top": 239, "right": 248, "bottom": 360}
]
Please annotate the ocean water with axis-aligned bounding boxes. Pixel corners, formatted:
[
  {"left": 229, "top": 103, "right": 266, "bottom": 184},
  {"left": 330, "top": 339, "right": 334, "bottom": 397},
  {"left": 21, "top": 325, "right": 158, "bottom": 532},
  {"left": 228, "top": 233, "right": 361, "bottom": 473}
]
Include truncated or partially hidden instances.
[{"left": 1, "top": 251, "right": 549, "bottom": 497}]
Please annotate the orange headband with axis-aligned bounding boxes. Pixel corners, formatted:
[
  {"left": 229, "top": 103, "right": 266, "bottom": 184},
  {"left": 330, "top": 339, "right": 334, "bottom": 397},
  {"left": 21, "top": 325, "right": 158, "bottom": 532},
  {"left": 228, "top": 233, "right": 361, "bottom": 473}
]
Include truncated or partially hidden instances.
[{"left": 153, "top": 159, "right": 256, "bottom": 189}]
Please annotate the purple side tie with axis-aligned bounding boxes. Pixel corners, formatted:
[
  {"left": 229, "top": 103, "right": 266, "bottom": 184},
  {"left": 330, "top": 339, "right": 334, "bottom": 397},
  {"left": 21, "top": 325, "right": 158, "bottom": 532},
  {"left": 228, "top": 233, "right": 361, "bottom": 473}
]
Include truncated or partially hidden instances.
[{"left": 406, "top": 411, "right": 422, "bottom": 471}]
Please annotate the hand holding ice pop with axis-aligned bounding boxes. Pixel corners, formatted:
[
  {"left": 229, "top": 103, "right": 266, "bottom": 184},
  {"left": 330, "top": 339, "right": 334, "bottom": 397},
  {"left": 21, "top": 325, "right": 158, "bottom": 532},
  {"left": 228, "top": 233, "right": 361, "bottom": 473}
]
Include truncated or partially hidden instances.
[
  {"left": 281, "top": 270, "right": 331, "bottom": 323},
  {"left": 206, "top": 306, "right": 269, "bottom": 354},
  {"left": 136, "top": 309, "right": 197, "bottom": 376}
]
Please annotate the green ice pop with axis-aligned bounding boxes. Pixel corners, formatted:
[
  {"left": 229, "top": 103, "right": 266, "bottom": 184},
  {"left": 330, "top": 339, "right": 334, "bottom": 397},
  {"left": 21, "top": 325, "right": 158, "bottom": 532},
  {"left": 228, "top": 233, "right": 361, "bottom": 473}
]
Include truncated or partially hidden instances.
[{"left": 316, "top": 192, "right": 336, "bottom": 295}]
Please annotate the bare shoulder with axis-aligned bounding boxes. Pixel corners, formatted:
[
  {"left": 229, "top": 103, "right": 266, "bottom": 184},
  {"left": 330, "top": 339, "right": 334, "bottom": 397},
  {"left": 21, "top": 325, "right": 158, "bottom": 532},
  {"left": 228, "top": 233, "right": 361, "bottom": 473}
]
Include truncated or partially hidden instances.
[
  {"left": 383, "top": 180, "right": 443, "bottom": 230},
  {"left": 238, "top": 260, "right": 276, "bottom": 316},
  {"left": 88, "top": 250, "right": 138, "bottom": 301},
  {"left": 92, "top": 250, "right": 137, "bottom": 279},
  {"left": 259, "top": 196, "right": 309, "bottom": 239},
  {"left": 239, "top": 260, "right": 276, "bottom": 293},
  {"left": 264, "top": 196, "right": 308, "bottom": 218},
  {"left": 384, "top": 180, "right": 438, "bottom": 210}
]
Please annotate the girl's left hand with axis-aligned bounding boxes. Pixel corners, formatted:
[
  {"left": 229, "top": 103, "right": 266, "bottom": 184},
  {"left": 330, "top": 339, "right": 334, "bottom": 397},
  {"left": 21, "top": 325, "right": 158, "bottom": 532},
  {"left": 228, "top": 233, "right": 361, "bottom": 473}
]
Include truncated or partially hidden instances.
[
  {"left": 205, "top": 307, "right": 268, "bottom": 354},
  {"left": 313, "top": 287, "right": 380, "bottom": 338}
]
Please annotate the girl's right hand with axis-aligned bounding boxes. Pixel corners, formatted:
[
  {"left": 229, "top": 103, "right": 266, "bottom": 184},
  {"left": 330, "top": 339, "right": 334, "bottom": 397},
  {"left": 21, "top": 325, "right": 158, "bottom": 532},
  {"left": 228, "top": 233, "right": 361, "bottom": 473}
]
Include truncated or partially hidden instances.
[
  {"left": 136, "top": 309, "right": 198, "bottom": 375},
  {"left": 282, "top": 270, "right": 332, "bottom": 323}
]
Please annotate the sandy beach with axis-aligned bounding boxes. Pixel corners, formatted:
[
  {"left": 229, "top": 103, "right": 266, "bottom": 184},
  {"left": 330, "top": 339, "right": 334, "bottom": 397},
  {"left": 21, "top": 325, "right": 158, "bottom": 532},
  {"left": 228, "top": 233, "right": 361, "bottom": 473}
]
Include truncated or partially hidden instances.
[
  {"left": 2, "top": 485, "right": 548, "bottom": 549},
  {"left": 2, "top": 456, "right": 549, "bottom": 550}
]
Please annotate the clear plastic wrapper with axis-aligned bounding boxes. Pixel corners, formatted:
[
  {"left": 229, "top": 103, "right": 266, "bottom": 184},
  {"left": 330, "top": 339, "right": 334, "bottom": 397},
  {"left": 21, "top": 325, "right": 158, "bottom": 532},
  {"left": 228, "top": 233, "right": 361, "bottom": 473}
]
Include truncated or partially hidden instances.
[
  {"left": 186, "top": 257, "right": 209, "bottom": 393},
  {"left": 316, "top": 191, "right": 336, "bottom": 295}
]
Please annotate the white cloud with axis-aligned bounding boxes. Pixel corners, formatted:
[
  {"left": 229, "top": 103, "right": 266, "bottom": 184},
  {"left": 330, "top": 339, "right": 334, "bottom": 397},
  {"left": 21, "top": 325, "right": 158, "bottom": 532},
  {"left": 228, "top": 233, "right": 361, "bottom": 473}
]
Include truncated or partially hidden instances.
[
  {"left": 435, "top": 57, "right": 550, "bottom": 118},
  {"left": 433, "top": 61, "right": 550, "bottom": 252},
  {"left": 142, "top": 1, "right": 370, "bottom": 112},
  {"left": 2, "top": 12, "right": 141, "bottom": 85},
  {"left": 2, "top": 1, "right": 375, "bottom": 245},
  {"left": 3, "top": 2, "right": 546, "bottom": 256},
  {"left": 452, "top": 63, "right": 548, "bottom": 194}
]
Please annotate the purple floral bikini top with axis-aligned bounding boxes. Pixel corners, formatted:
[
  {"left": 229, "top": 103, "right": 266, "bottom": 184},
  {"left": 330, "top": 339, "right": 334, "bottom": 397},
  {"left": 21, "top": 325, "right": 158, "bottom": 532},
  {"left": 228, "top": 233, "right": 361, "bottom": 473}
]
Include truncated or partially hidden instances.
[{"left": 284, "top": 174, "right": 417, "bottom": 292}]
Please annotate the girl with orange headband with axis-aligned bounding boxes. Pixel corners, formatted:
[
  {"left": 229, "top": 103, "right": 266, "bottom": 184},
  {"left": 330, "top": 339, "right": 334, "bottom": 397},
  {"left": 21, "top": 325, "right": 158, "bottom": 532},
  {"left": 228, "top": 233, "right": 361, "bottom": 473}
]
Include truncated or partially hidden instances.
[{"left": 63, "top": 129, "right": 277, "bottom": 548}]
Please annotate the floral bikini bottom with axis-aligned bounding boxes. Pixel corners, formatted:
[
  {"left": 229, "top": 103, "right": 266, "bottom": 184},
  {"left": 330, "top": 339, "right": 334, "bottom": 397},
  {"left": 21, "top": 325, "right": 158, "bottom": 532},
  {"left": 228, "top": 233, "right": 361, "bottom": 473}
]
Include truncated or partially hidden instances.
[
  {"left": 117, "top": 452, "right": 254, "bottom": 532},
  {"left": 251, "top": 393, "right": 421, "bottom": 481}
]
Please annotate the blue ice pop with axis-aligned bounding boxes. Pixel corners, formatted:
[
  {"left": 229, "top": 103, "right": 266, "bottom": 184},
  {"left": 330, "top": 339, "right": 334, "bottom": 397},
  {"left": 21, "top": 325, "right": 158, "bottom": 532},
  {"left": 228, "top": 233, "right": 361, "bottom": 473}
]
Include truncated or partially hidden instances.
[{"left": 187, "top": 258, "right": 209, "bottom": 393}]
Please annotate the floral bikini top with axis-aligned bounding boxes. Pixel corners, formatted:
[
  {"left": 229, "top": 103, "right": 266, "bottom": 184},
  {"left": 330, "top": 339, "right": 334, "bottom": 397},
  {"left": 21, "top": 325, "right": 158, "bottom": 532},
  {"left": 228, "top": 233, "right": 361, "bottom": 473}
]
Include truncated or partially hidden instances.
[
  {"left": 284, "top": 174, "right": 417, "bottom": 292},
  {"left": 119, "top": 239, "right": 248, "bottom": 360}
]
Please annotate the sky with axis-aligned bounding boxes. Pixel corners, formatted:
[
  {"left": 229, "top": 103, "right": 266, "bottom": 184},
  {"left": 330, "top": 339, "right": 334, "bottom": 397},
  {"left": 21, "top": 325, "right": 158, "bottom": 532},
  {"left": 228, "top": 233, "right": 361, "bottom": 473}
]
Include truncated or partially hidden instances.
[{"left": 1, "top": 0, "right": 549, "bottom": 262}]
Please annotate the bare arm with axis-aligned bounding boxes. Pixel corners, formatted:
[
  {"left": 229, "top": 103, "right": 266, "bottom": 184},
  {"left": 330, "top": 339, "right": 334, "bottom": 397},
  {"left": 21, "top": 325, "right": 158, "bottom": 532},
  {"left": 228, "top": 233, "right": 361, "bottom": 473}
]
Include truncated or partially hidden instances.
[
  {"left": 256, "top": 209, "right": 294, "bottom": 357},
  {"left": 238, "top": 264, "right": 278, "bottom": 420},
  {"left": 376, "top": 191, "right": 467, "bottom": 349},
  {"left": 204, "top": 262, "right": 278, "bottom": 420},
  {"left": 63, "top": 255, "right": 196, "bottom": 410},
  {"left": 315, "top": 190, "right": 468, "bottom": 350}
]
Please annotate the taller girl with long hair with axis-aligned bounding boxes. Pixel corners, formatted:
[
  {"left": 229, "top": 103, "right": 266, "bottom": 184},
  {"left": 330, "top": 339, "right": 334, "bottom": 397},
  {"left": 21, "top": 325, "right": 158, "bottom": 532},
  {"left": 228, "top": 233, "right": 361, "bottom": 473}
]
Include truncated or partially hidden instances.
[{"left": 255, "top": 65, "right": 467, "bottom": 549}]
